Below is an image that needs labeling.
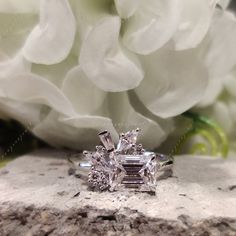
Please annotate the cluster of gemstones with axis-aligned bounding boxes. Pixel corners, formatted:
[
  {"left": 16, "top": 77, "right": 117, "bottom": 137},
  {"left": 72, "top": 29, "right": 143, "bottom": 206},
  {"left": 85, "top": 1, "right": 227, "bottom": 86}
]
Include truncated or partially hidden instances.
[
  {"left": 83, "top": 128, "right": 160, "bottom": 192},
  {"left": 84, "top": 146, "right": 110, "bottom": 191},
  {"left": 84, "top": 128, "right": 145, "bottom": 191}
]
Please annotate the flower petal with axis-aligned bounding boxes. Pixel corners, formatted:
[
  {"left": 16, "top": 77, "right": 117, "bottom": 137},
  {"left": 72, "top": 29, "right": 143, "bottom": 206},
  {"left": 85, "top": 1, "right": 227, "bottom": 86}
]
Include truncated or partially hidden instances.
[
  {"left": 197, "top": 77, "right": 223, "bottom": 107},
  {"left": 33, "top": 111, "right": 119, "bottom": 150},
  {"left": 23, "top": 0, "right": 76, "bottom": 64},
  {"left": 114, "top": 0, "right": 141, "bottom": 19},
  {"left": 107, "top": 92, "right": 167, "bottom": 149},
  {"left": 205, "top": 10, "right": 236, "bottom": 77},
  {"left": 0, "top": 13, "right": 38, "bottom": 57},
  {"left": 122, "top": 0, "right": 180, "bottom": 54},
  {"left": 218, "top": 0, "right": 231, "bottom": 9},
  {"left": 0, "top": 0, "right": 39, "bottom": 13},
  {"left": 174, "top": 0, "right": 215, "bottom": 50},
  {"left": 71, "top": 0, "right": 112, "bottom": 40},
  {"left": 63, "top": 69, "right": 166, "bottom": 149},
  {"left": 31, "top": 54, "right": 77, "bottom": 87},
  {"left": 135, "top": 48, "right": 208, "bottom": 118},
  {"left": 0, "top": 98, "right": 41, "bottom": 126},
  {"left": 224, "top": 72, "right": 236, "bottom": 97},
  {"left": 79, "top": 16, "right": 144, "bottom": 92},
  {"left": 62, "top": 66, "right": 107, "bottom": 115},
  {"left": 228, "top": 101, "right": 236, "bottom": 123},
  {"left": 0, "top": 54, "right": 31, "bottom": 77},
  {"left": 213, "top": 101, "right": 234, "bottom": 134},
  {"left": 0, "top": 73, "right": 76, "bottom": 117}
]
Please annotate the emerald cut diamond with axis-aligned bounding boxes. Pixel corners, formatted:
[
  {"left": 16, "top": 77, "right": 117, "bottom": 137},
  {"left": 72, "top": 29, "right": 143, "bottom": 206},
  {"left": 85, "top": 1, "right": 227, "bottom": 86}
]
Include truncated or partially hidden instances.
[{"left": 110, "top": 152, "right": 158, "bottom": 192}]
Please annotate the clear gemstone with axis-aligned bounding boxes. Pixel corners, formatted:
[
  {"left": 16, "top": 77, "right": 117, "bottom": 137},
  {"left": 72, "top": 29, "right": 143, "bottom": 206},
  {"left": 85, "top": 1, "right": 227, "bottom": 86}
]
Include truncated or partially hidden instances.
[
  {"left": 110, "top": 152, "right": 158, "bottom": 192},
  {"left": 116, "top": 138, "right": 130, "bottom": 153},
  {"left": 125, "top": 129, "right": 139, "bottom": 144},
  {"left": 116, "top": 129, "right": 140, "bottom": 153},
  {"left": 98, "top": 131, "right": 115, "bottom": 152}
]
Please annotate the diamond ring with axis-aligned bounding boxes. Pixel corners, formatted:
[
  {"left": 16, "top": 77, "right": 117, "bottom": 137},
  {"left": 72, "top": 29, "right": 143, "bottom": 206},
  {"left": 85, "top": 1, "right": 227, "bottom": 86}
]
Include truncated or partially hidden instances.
[{"left": 79, "top": 128, "right": 173, "bottom": 193}]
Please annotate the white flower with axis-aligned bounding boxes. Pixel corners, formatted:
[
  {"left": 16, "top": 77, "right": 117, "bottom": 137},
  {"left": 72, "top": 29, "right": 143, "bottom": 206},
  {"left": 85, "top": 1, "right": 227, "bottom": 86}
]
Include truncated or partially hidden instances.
[
  {"left": 196, "top": 71, "right": 236, "bottom": 148},
  {"left": 197, "top": 9, "right": 236, "bottom": 107},
  {"left": 0, "top": 0, "right": 229, "bottom": 149},
  {"left": 195, "top": 8, "right": 236, "bottom": 148}
]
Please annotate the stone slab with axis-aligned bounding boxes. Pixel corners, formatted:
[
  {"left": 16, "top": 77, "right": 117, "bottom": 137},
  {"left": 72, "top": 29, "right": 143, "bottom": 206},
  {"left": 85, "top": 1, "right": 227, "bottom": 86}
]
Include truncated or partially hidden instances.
[{"left": 0, "top": 149, "right": 236, "bottom": 235}]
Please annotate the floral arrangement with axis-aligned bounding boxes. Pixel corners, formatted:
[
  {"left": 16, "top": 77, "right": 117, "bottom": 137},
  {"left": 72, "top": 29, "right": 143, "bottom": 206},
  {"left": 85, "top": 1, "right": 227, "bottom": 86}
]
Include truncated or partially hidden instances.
[{"left": 0, "top": 0, "right": 235, "bottom": 155}]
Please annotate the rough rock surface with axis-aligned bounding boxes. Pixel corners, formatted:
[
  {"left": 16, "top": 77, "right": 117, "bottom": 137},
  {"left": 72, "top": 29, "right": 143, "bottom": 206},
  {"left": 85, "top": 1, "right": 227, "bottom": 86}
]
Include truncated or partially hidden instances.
[{"left": 0, "top": 149, "right": 236, "bottom": 235}]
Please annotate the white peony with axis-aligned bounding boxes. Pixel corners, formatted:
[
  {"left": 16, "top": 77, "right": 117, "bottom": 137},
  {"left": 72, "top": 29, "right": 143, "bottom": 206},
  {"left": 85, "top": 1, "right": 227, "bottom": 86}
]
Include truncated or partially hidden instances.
[
  {"left": 196, "top": 70, "right": 236, "bottom": 148},
  {"left": 0, "top": 0, "right": 234, "bottom": 150},
  {"left": 195, "top": 8, "right": 236, "bottom": 150}
]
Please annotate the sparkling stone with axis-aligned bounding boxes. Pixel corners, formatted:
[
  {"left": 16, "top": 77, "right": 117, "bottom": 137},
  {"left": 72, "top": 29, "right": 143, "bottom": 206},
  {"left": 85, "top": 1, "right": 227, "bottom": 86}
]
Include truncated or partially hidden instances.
[
  {"left": 116, "top": 129, "right": 140, "bottom": 154},
  {"left": 110, "top": 152, "right": 158, "bottom": 192},
  {"left": 98, "top": 131, "right": 115, "bottom": 152},
  {"left": 125, "top": 128, "right": 140, "bottom": 144},
  {"left": 116, "top": 138, "right": 130, "bottom": 153}
]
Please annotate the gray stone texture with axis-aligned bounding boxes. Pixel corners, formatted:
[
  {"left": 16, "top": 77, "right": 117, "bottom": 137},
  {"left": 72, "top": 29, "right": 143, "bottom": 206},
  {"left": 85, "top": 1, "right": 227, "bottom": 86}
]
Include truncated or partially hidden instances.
[{"left": 0, "top": 149, "right": 236, "bottom": 235}]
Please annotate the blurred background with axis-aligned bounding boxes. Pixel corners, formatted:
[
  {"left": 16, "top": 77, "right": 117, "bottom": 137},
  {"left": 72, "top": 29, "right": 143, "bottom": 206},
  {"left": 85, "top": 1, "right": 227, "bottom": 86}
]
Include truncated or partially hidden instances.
[
  {"left": 230, "top": 1, "right": 236, "bottom": 10},
  {"left": 1, "top": 0, "right": 236, "bottom": 165}
]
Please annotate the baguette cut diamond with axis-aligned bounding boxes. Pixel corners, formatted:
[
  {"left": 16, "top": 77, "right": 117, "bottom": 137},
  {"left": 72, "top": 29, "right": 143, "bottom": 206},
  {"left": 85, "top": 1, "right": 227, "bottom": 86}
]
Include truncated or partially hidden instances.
[{"left": 83, "top": 128, "right": 172, "bottom": 192}]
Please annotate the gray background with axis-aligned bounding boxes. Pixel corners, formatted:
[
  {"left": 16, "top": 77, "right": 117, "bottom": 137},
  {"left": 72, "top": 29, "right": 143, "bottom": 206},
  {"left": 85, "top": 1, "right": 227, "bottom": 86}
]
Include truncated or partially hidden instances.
[{"left": 229, "top": 0, "right": 236, "bottom": 10}]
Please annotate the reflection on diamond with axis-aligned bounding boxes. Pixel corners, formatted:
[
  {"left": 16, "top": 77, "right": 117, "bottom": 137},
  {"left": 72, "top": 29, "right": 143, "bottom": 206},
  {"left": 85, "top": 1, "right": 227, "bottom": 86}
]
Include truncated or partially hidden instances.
[{"left": 110, "top": 152, "right": 158, "bottom": 192}]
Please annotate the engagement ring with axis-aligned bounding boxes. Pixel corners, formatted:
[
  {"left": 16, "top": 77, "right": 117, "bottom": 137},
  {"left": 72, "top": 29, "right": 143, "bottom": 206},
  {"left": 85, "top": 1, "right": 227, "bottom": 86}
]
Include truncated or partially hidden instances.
[{"left": 76, "top": 128, "right": 173, "bottom": 193}]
